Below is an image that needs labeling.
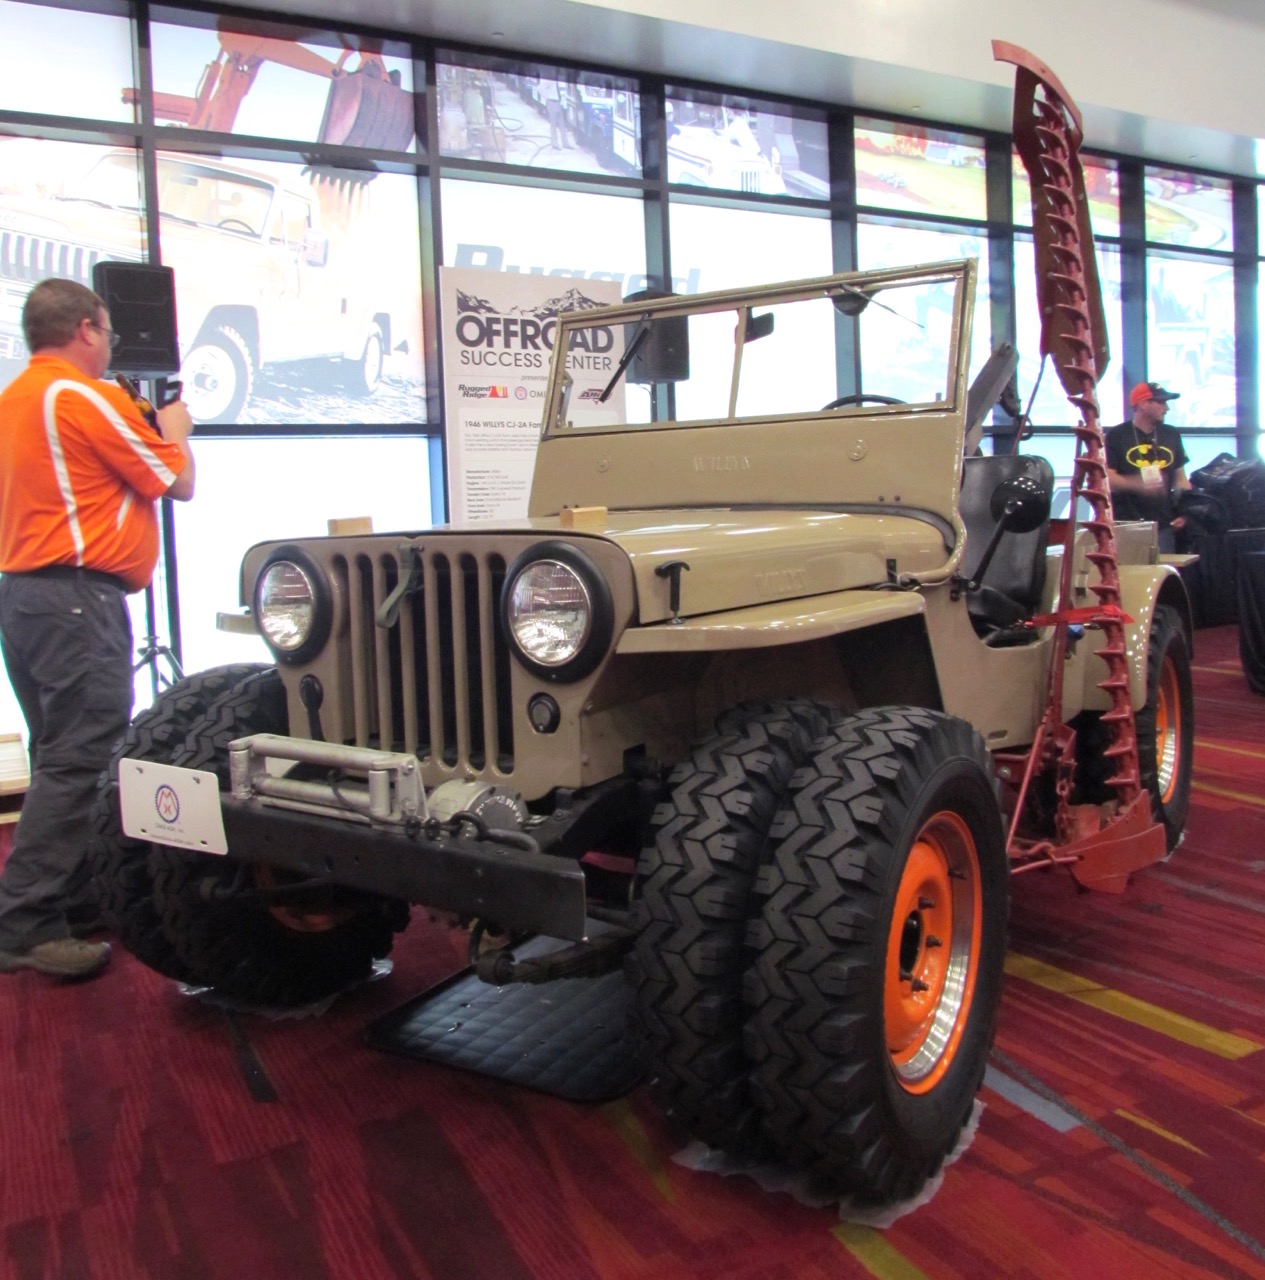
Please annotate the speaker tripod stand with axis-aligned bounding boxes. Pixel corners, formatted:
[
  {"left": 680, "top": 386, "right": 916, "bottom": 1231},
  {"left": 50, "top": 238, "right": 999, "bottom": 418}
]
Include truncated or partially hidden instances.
[
  {"left": 132, "top": 632, "right": 184, "bottom": 691},
  {"left": 133, "top": 581, "right": 184, "bottom": 696}
]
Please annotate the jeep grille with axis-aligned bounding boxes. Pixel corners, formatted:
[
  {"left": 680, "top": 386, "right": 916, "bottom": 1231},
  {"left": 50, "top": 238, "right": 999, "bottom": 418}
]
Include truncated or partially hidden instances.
[
  {"left": 0, "top": 233, "right": 110, "bottom": 286},
  {"left": 342, "top": 550, "right": 515, "bottom": 777},
  {"left": 739, "top": 166, "right": 764, "bottom": 193}
]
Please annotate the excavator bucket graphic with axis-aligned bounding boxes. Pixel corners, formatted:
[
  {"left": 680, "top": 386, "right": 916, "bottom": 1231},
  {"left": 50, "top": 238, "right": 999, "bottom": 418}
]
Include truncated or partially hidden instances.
[
  {"left": 145, "top": 29, "right": 416, "bottom": 155},
  {"left": 318, "top": 62, "right": 415, "bottom": 151}
]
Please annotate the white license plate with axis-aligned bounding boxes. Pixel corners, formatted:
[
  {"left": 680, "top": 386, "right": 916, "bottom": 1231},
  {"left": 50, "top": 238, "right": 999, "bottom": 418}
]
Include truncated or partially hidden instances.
[{"left": 118, "top": 758, "right": 228, "bottom": 855}]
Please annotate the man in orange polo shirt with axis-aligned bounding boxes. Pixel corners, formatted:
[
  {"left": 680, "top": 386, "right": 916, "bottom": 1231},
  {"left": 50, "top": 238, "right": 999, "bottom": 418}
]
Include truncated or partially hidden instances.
[{"left": 0, "top": 278, "right": 195, "bottom": 980}]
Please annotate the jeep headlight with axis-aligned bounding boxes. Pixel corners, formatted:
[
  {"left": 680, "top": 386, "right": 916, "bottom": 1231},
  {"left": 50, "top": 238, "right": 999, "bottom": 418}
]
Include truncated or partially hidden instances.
[
  {"left": 253, "top": 549, "right": 332, "bottom": 665},
  {"left": 502, "top": 542, "right": 614, "bottom": 681}
]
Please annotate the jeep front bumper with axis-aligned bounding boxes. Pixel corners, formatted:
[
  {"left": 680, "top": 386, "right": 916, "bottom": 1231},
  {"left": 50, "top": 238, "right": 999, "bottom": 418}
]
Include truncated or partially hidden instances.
[{"left": 218, "top": 734, "right": 589, "bottom": 940}]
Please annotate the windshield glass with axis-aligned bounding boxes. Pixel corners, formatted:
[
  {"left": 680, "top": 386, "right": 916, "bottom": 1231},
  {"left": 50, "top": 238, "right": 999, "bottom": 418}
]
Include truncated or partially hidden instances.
[
  {"left": 548, "top": 262, "right": 968, "bottom": 433},
  {"left": 154, "top": 159, "right": 275, "bottom": 236}
]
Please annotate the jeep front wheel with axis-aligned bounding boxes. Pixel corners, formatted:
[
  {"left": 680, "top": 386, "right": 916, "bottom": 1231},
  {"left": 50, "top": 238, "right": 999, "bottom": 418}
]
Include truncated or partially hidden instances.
[
  {"left": 181, "top": 323, "right": 254, "bottom": 424},
  {"left": 628, "top": 698, "right": 834, "bottom": 1155},
  {"left": 745, "top": 707, "right": 1008, "bottom": 1202},
  {"left": 90, "top": 663, "right": 271, "bottom": 980},
  {"left": 150, "top": 669, "right": 409, "bottom": 1008}
]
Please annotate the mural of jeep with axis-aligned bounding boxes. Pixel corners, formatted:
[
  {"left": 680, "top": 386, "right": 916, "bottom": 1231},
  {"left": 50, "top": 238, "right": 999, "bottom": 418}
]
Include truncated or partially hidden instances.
[
  {"left": 0, "top": 149, "right": 395, "bottom": 424},
  {"left": 92, "top": 46, "right": 1194, "bottom": 1203}
]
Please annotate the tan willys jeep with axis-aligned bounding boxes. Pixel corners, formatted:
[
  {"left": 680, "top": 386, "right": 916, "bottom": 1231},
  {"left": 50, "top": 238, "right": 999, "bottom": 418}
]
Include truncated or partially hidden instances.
[{"left": 93, "top": 49, "right": 1194, "bottom": 1202}]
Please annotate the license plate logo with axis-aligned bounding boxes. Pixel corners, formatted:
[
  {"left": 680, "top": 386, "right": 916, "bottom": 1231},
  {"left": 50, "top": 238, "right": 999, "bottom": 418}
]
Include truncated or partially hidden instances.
[{"left": 118, "top": 758, "right": 228, "bottom": 855}]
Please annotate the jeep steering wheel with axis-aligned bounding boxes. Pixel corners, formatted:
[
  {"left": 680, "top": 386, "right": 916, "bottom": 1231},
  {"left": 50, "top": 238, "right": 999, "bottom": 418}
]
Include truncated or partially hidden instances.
[
  {"left": 216, "top": 218, "right": 255, "bottom": 234},
  {"left": 821, "top": 393, "right": 907, "bottom": 411}
]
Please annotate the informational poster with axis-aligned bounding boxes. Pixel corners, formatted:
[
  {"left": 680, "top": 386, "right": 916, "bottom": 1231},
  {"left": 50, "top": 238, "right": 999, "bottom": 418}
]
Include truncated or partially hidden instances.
[{"left": 440, "top": 266, "right": 624, "bottom": 522}]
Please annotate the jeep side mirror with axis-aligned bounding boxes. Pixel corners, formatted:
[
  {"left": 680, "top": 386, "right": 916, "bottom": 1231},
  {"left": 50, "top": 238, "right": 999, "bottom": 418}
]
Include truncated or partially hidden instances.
[
  {"left": 304, "top": 232, "right": 330, "bottom": 267},
  {"left": 991, "top": 473, "right": 1050, "bottom": 534},
  {"left": 967, "top": 473, "right": 1051, "bottom": 591}
]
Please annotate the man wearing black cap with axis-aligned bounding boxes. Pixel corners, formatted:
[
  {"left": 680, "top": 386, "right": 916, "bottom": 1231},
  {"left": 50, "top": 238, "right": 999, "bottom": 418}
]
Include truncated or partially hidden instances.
[{"left": 1105, "top": 381, "right": 1191, "bottom": 551}]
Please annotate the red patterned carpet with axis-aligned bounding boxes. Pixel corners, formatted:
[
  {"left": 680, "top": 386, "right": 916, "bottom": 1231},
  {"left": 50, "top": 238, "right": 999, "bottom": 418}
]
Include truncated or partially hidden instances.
[{"left": 1, "top": 625, "right": 1263, "bottom": 1280}]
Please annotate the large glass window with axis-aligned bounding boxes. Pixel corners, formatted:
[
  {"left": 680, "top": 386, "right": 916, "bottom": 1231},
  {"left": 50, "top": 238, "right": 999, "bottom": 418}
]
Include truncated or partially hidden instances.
[
  {"left": 1014, "top": 238, "right": 1125, "bottom": 428},
  {"left": 1013, "top": 153, "right": 1120, "bottom": 238},
  {"left": 442, "top": 179, "right": 647, "bottom": 292},
  {"left": 171, "top": 436, "right": 433, "bottom": 679},
  {"left": 855, "top": 119, "right": 986, "bottom": 220},
  {"left": 1145, "top": 168, "right": 1233, "bottom": 251},
  {"left": 0, "top": 0, "right": 135, "bottom": 121},
  {"left": 438, "top": 56, "right": 639, "bottom": 178},
  {"left": 1147, "top": 253, "right": 1235, "bottom": 415},
  {"left": 856, "top": 222, "right": 992, "bottom": 396},
  {"left": 0, "top": 138, "right": 143, "bottom": 379},
  {"left": 156, "top": 152, "right": 425, "bottom": 426},
  {"left": 668, "top": 203, "right": 832, "bottom": 294},
  {"left": 150, "top": 13, "right": 416, "bottom": 150},
  {"left": 664, "top": 88, "right": 826, "bottom": 198}
]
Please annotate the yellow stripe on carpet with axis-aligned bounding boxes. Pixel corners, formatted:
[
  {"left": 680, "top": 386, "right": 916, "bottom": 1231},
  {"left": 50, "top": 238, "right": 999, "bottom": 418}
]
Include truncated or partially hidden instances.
[
  {"left": 1193, "top": 737, "right": 1265, "bottom": 760},
  {"left": 1006, "top": 954, "right": 1262, "bottom": 1060},
  {"left": 1115, "top": 1109, "right": 1207, "bottom": 1154},
  {"left": 834, "top": 1224, "right": 930, "bottom": 1279},
  {"left": 1191, "top": 780, "right": 1265, "bottom": 807}
]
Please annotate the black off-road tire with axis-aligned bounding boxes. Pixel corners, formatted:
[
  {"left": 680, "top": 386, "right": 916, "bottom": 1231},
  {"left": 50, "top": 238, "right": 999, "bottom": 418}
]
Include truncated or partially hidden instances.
[
  {"left": 90, "top": 663, "right": 270, "bottom": 979},
  {"left": 627, "top": 698, "right": 835, "bottom": 1155},
  {"left": 744, "top": 707, "right": 1008, "bottom": 1202},
  {"left": 1136, "top": 605, "right": 1194, "bottom": 851},
  {"left": 1073, "top": 604, "right": 1193, "bottom": 853},
  {"left": 151, "top": 668, "right": 408, "bottom": 1008}
]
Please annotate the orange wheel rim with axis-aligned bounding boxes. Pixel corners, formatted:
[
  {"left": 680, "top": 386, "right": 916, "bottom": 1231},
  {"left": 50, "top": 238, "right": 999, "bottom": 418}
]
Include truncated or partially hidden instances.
[
  {"left": 884, "top": 810, "right": 982, "bottom": 1094},
  {"left": 254, "top": 866, "right": 352, "bottom": 934},
  {"left": 1156, "top": 655, "right": 1182, "bottom": 804}
]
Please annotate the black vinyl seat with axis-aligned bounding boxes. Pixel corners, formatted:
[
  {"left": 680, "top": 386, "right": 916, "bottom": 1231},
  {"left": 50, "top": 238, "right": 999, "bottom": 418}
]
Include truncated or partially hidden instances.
[{"left": 959, "top": 453, "right": 1055, "bottom": 640}]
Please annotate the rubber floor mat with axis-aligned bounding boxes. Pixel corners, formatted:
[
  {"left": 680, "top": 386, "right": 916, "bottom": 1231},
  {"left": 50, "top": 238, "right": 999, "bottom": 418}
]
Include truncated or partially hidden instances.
[{"left": 365, "top": 934, "right": 643, "bottom": 1103}]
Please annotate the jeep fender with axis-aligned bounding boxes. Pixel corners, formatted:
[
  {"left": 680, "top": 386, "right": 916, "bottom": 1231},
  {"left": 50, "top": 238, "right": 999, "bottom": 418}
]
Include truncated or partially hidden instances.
[
  {"left": 606, "top": 589, "right": 941, "bottom": 743},
  {"left": 614, "top": 587, "right": 925, "bottom": 655},
  {"left": 1077, "top": 564, "right": 1192, "bottom": 713}
]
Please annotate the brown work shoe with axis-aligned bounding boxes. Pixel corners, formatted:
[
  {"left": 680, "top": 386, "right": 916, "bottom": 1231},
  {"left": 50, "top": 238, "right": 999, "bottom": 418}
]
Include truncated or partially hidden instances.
[{"left": 0, "top": 938, "right": 111, "bottom": 979}]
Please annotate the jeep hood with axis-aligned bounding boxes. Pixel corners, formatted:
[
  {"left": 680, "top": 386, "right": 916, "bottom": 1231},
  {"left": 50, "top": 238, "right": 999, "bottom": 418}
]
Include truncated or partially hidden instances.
[{"left": 525, "top": 508, "right": 948, "bottom": 624}]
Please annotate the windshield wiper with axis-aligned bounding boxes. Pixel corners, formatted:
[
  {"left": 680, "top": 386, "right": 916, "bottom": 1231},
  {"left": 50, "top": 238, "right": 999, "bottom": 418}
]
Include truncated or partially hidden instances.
[{"left": 598, "top": 319, "right": 651, "bottom": 404}]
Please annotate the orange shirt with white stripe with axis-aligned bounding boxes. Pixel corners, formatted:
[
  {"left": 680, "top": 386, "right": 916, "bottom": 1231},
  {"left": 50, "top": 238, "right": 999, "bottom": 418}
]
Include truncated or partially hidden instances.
[{"left": 0, "top": 355, "right": 189, "bottom": 592}]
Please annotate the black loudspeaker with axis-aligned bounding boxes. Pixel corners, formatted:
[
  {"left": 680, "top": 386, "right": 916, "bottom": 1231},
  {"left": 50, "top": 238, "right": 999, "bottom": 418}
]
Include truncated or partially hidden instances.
[
  {"left": 622, "top": 288, "right": 689, "bottom": 384},
  {"left": 91, "top": 261, "right": 181, "bottom": 375}
]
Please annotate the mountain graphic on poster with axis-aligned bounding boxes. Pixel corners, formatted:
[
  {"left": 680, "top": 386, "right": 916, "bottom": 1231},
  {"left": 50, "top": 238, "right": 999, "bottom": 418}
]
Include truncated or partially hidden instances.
[{"left": 454, "top": 287, "right": 610, "bottom": 319}]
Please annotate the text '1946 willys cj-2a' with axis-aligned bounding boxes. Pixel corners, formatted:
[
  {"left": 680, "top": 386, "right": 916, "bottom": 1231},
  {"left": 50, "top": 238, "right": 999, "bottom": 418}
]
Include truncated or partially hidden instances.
[{"left": 95, "top": 42, "right": 1193, "bottom": 1203}]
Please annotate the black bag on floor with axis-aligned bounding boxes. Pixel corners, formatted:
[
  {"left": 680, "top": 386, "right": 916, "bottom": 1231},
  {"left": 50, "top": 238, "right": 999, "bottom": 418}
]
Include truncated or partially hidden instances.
[
  {"left": 1237, "top": 552, "right": 1265, "bottom": 695},
  {"left": 1190, "top": 453, "right": 1265, "bottom": 529},
  {"left": 1176, "top": 488, "right": 1231, "bottom": 537}
]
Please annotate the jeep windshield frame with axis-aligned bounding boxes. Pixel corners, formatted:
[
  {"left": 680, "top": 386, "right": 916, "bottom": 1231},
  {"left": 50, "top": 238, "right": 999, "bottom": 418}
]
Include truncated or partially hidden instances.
[
  {"left": 542, "top": 259, "right": 974, "bottom": 438},
  {"left": 529, "top": 259, "right": 977, "bottom": 534}
]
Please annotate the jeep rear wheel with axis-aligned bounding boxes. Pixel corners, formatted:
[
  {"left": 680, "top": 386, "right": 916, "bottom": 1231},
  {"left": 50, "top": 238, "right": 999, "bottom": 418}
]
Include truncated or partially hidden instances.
[
  {"left": 1137, "top": 605, "right": 1194, "bottom": 851},
  {"left": 1071, "top": 606, "right": 1194, "bottom": 855},
  {"left": 627, "top": 698, "right": 834, "bottom": 1155},
  {"left": 181, "top": 323, "right": 254, "bottom": 424},
  {"left": 150, "top": 669, "right": 409, "bottom": 1008},
  {"left": 90, "top": 663, "right": 270, "bottom": 980},
  {"left": 745, "top": 707, "right": 1008, "bottom": 1202}
]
